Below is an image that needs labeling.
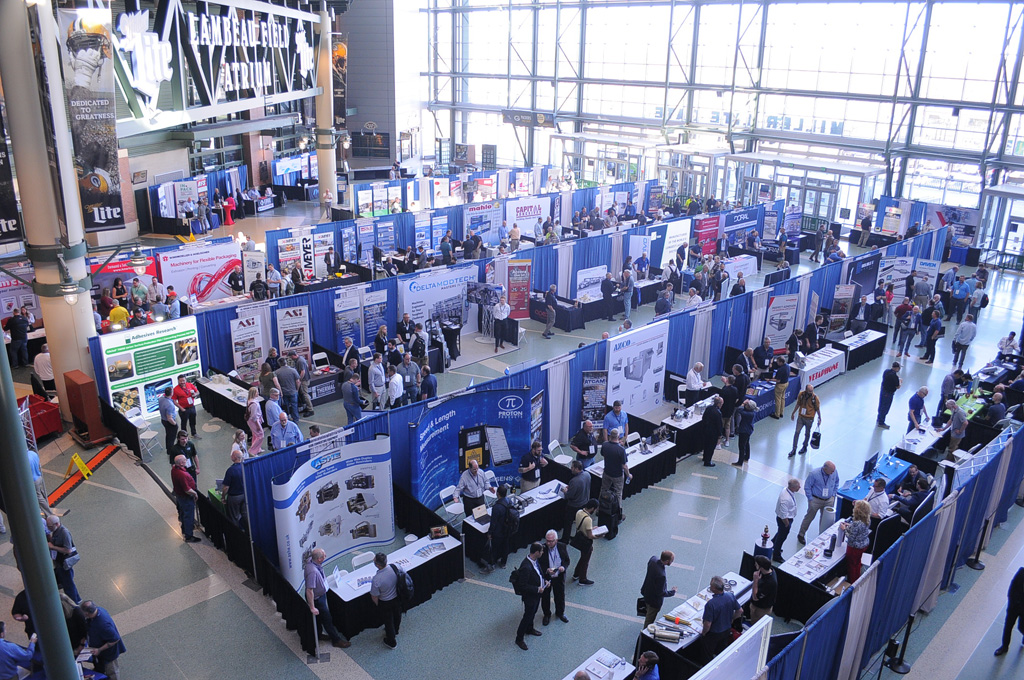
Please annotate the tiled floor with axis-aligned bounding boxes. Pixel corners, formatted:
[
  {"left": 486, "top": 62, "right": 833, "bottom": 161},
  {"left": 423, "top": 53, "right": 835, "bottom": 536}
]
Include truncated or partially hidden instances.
[{"left": 3, "top": 213, "right": 1023, "bottom": 679}]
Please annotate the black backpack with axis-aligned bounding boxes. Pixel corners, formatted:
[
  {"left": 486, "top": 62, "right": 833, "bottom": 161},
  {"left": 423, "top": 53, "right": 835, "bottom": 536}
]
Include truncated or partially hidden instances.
[
  {"left": 504, "top": 499, "right": 521, "bottom": 534},
  {"left": 980, "top": 293, "right": 989, "bottom": 308},
  {"left": 391, "top": 564, "right": 414, "bottom": 603},
  {"left": 251, "top": 279, "right": 267, "bottom": 301},
  {"left": 412, "top": 335, "right": 426, "bottom": 358},
  {"left": 508, "top": 566, "right": 523, "bottom": 595}
]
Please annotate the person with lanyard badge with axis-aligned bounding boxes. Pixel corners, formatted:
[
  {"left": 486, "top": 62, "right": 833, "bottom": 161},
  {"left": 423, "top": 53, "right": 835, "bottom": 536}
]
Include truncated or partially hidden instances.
[
  {"left": 498, "top": 220, "right": 510, "bottom": 249},
  {"left": 921, "top": 310, "right": 943, "bottom": 364},
  {"left": 542, "top": 285, "right": 558, "bottom": 339},
  {"left": 946, "top": 399, "right": 969, "bottom": 454},
  {"left": 570, "top": 420, "right": 597, "bottom": 468},
  {"left": 519, "top": 440, "right": 548, "bottom": 492},
  {"left": 341, "top": 374, "right": 362, "bottom": 424},
  {"left": 172, "top": 375, "right": 201, "bottom": 439},
  {"left": 266, "top": 263, "right": 282, "bottom": 299},
  {"left": 865, "top": 478, "right": 893, "bottom": 518},
  {"left": 539, "top": 530, "right": 571, "bottom": 626},
  {"left": 456, "top": 460, "right": 496, "bottom": 564},
  {"left": 950, "top": 276, "right": 971, "bottom": 323},
  {"left": 635, "top": 251, "right": 649, "bottom": 280},
  {"left": 420, "top": 365, "right": 437, "bottom": 401},
  {"left": 797, "top": 461, "right": 839, "bottom": 545},
  {"left": 493, "top": 295, "right": 511, "bottom": 352},
  {"left": 603, "top": 401, "right": 628, "bottom": 440},
  {"left": 772, "top": 478, "right": 801, "bottom": 562},
  {"left": 700, "top": 575, "right": 742, "bottom": 662},
  {"left": 998, "top": 331, "right": 1019, "bottom": 359}
]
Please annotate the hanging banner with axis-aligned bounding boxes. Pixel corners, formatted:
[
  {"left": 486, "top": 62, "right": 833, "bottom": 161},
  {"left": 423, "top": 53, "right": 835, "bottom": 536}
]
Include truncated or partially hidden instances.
[
  {"left": 0, "top": 106, "right": 23, "bottom": 244},
  {"left": 647, "top": 186, "right": 664, "bottom": 216},
  {"left": 507, "top": 259, "right": 531, "bottom": 320},
  {"left": 57, "top": 10, "right": 125, "bottom": 233},
  {"left": 531, "top": 390, "right": 544, "bottom": 447},
  {"left": 230, "top": 315, "right": 265, "bottom": 383},
  {"left": 332, "top": 41, "right": 347, "bottom": 129},
  {"left": 581, "top": 371, "right": 609, "bottom": 426},
  {"left": 98, "top": 316, "right": 202, "bottom": 419},
  {"left": 606, "top": 320, "right": 669, "bottom": 414},
  {"left": 273, "top": 437, "right": 395, "bottom": 591},
  {"left": 695, "top": 216, "right": 720, "bottom": 255},
  {"left": 411, "top": 389, "right": 531, "bottom": 509},
  {"left": 241, "top": 249, "right": 267, "bottom": 292},
  {"left": 157, "top": 241, "right": 241, "bottom": 304},
  {"left": 361, "top": 289, "right": 388, "bottom": 347},
  {"left": 276, "top": 306, "right": 311, "bottom": 362},
  {"left": 334, "top": 289, "right": 362, "bottom": 347},
  {"left": 764, "top": 294, "right": 799, "bottom": 350}
]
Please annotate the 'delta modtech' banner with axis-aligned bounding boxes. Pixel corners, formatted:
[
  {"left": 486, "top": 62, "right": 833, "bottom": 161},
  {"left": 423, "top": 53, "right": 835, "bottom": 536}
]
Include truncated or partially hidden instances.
[
  {"left": 273, "top": 436, "right": 395, "bottom": 591},
  {"left": 57, "top": 9, "right": 126, "bottom": 233},
  {"left": 411, "top": 388, "right": 531, "bottom": 510}
]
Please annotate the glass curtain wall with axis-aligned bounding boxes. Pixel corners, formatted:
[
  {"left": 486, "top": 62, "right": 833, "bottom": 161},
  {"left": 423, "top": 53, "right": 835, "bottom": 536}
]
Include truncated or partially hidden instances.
[{"left": 428, "top": 1, "right": 1024, "bottom": 223}]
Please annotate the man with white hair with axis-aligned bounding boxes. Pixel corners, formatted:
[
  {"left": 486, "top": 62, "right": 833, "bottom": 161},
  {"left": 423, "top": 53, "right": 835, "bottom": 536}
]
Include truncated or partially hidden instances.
[
  {"left": 946, "top": 399, "right": 968, "bottom": 454},
  {"left": 305, "top": 548, "right": 351, "bottom": 649},
  {"left": 171, "top": 454, "right": 200, "bottom": 544},
  {"left": 685, "top": 361, "right": 706, "bottom": 406},
  {"left": 685, "top": 287, "right": 703, "bottom": 309},
  {"left": 538, "top": 530, "right": 571, "bottom": 626},
  {"left": 46, "top": 515, "right": 80, "bottom": 602},
  {"left": 271, "top": 412, "right": 302, "bottom": 450}
]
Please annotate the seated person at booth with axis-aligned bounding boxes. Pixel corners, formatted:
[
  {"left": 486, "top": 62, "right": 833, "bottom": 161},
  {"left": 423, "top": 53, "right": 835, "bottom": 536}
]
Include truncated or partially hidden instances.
[
  {"left": 382, "top": 256, "right": 398, "bottom": 277},
  {"left": 899, "top": 465, "right": 927, "bottom": 494},
  {"left": 245, "top": 187, "right": 260, "bottom": 200},
  {"left": 891, "top": 477, "right": 930, "bottom": 522},
  {"left": 865, "top": 478, "right": 893, "bottom": 518},
  {"left": 986, "top": 392, "right": 1008, "bottom": 424},
  {"left": 631, "top": 651, "right": 660, "bottom": 680},
  {"left": 746, "top": 229, "right": 761, "bottom": 250}
]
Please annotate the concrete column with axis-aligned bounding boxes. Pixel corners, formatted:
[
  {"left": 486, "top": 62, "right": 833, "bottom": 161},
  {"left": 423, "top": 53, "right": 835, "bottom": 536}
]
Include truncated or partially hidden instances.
[
  {"left": 316, "top": 2, "right": 338, "bottom": 203},
  {"left": 0, "top": 0, "right": 99, "bottom": 420}
]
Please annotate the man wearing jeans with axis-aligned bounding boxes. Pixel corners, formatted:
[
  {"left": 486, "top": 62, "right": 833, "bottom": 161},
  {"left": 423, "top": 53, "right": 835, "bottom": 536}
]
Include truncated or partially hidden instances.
[
  {"left": 158, "top": 387, "right": 178, "bottom": 452},
  {"left": 620, "top": 269, "right": 635, "bottom": 321},
  {"left": 305, "top": 548, "right": 351, "bottom": 649},
  {"left": 542, "top": 285, "right": 558, "bottom": 339},
  {"left": 789, "top": 384, "right": 821, "bottom": 458},
  {"left": 171, "top": 455, "right": 201, "bottom": 544},
  {"left": 370, "top": 553, "right": 402, "bottom": 649},
  {"left": 797, "top": 461, "right": 838, "bottom": 544}
]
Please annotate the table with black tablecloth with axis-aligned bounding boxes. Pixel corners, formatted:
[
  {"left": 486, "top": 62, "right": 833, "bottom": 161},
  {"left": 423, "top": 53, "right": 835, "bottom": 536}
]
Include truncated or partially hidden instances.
[
  {"left": 308, "top": 367, "right": 344, "bottom": 406},
  {"left": 544, "top": 439, "right": 676, "bottom": 501},
  {"left": 529, "top": 295, "right": 585, "bottom": 332},
  {"left": 828, "top": 329, "right": 886, "bottom": 371},
  {"left": 580, "top": 295, "right": 623, "bottom": 322},
  {"left": 461, "top": 480, "right": 566, "bottom": 563},
  {"left": 197, "top": 377, "right": 258, "bottom": 431},
  {"left": 326, "top": 535, "right": 463, "bottom": 640},
  {"left": 296, "top": 274, "right": 362, "bottom": 292}
]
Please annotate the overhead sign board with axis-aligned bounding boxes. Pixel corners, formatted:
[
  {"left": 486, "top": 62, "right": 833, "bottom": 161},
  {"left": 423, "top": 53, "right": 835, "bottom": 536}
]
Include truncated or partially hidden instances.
[{"left": 502, "top": 109, "right": 556, "bottom": 128}]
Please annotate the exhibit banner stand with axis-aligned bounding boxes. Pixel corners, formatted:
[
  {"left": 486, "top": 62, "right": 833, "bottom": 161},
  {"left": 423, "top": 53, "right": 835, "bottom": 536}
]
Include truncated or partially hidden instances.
[
  {"left": 764, "top": 294, "right": 799, "bottom": 350},
  {"left": 507, "top": 260, "right": 532, "bottom": 320},
  {"left": 829, "top": 284, "right": 858, "bottom": 336},
  {"left": 272, "top": 436, "right": 395, "bottom": 591},
  {"left": 581, "top": 371, "right": 609, "bottom": 426},
  {"left": 606, "top": 320, "right": 669, "bottom": 415}
]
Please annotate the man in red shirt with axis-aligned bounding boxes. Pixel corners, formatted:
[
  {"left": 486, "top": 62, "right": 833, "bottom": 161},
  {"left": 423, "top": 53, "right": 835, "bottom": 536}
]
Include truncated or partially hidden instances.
[
  {"left": 171, "top": 375, "right": 201, "bottom": 439},
  {"left": 171, "top": 455, "right": 201, "bottom": 543},
  {"left": 892, "top": 297, "right": 913, "bottom": 344}
]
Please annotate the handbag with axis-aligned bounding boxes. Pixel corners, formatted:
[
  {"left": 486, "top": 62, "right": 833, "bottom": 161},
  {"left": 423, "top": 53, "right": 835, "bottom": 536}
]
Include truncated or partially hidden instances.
[
  {"left": 63, "top": 547, "right": 80, "bottom": 570},
  {"left": 810, "top": 425, "right": 821, "bottom": 449},
  {"left": 569, "top": 515, "right": 591, "bottom": 552}
]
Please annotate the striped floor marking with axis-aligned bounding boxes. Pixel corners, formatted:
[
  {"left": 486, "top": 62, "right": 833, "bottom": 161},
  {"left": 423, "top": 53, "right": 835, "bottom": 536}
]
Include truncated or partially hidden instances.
[
  {"left": 651, "top": 485, "right": 721, "bottom": 501},
  {"left": 691, "top": 472, "right": 717, "bottom": 480},
  {"left": 678, "top": 512, "right": 708, "bottom": 521},
  {"left": 671, "top": 535, "right": 702, "bottom": 545},
  {"left": 465, "top": 578, "right": 638, "bottom": 622}
]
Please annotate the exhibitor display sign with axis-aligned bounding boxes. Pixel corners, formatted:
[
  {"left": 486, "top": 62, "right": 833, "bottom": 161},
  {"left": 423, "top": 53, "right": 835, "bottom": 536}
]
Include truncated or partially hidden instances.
[
  {"left": 273, "top": 437, "right": 395, "bottom": 592},
  {"left": 230, "top": 315, "right": 265, "bottom": 383},
  {"left": 241, "top": 249, "right": 266, "bottom": 292},
  {"left": 57, "top": 10, "right": 126, "bottom": 233},
  {"left": 157, "top": 241, "right": 241, "bottom": 304},
  {"left": 464, "top": 201, "right": 501, "bottom": 245},
  {"left": 397, "top": 266, "right": 479, "bottom": 334},
  {"left": 695, "top": 216, "right": 720, "bottom": 255},
  {"left": 764, "top": 294, "right": 799, "bottom": 350},
  {"left": 276, "top": 306, "right": 311, "bottom": 362},
  {"left": 606, "top": 320, "right": 668, "bottom": 415},
  {"left": 0, "top": 105, "right": 24, "bottom": 244},
  {"left": 411, "top": 389, "right": 531, "bottom": 509},
  {"left": 504, "top": 196, "right": 550, "bottom": 230},
  {"left": 507, "top": 259, "right": 531, "bottom": 320},
  {"left": 111, "top": 0, "right": 320, "bottom": 130},
  {"left": 99, "top": 316, "right": 202, "bottom": 419},
  {"left": 581, "top": 371, "right": 609, "bottom": 426}
]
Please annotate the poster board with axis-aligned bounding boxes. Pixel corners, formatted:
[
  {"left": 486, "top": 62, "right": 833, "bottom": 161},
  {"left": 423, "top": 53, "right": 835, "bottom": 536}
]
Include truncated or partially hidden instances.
[
  {"left": 915, "top": 259, "right": 940, "bottom": 295},
  {"left": 313, "top": 233, "right": 335, "bottom": 278},
  {"left": 98, "top": 316, "right": 202, "bottom": 419},
  {"left": 464, "top": 201, "right": 501, "bottom": 245},
  {"left": 576, "top": 265, "right": 608, "bottom": 303},
  {"left": 926, "top": 204, "right": 979, "bottom": 246},
  {"left": 782, "top": 205, "right": 803, "bottom": 240},
  {"left": 647, "top": 186, "right": 664, "bottom": 216},
  {"left": 414, "top": 212, "right": 431, "bottom": 251},
  {"left": 660, "top": 218, "right": 691, "bottom": 269},
  {"left": 397, "top": 267, "right": 480, "bottom": 334},
  {"left": 431, "top": 213, "right": 448, "bottom": 250},
  {"left": 830, "top": 284, "right": 858, "bottom": 334},
  {"left": 606, "top": 320, "right": 669, "bottom": 413},
  {"left": 230, "top": 315, "right": 266, "bottom": 383},
  {"left": 764, "top": 294, "right": 799, "bottom": 349},
  {"left": 628, "top": 235, "right": 651, "bottom": 261},
  {"left": 846, "top": 251, "right": 881, "bottom": 302},
  {"left": 361, "top": 289, "right": 388, "bottom": 346},
  {"left": 531, "top": 390, "right": 544, "bottom": 447},
  {"left": 276, "top": 306, "right": 311, "bottom": 362},
  {"left": 241, "top": 250, "right": 267, "bottom": 292},
  {"left": 157, "top": 241, "right": 242, "bottom": 304},
  {"left": 763, "top": 210, "right": 779, "bottom": 242},
  {"left": 507, "top": 259, "right": 531, "bottom": 320},
  {"left": 411, "top": 389, "right": 531, "bottom": 509},
  {"left": 334, "top": 287, "right": 363, "bottom": 348},
  {"left": 581, "top": 371, "right": 609, "bottom": 426},
  {"left": 695, "top": 216, "right": 720, "bottom": 255},
  {"left": 272, "top": 437, "right": 395, "bottom": 591},
  {"left": 878, "top": 257, "right": 915, "bottom": 291},
  {"left": 504, "top": 196, "right": 550, "bottom": 231}
]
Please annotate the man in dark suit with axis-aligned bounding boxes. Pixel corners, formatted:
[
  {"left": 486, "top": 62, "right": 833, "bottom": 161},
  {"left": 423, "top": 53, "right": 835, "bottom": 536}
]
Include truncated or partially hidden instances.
[
  {"left": 701, "top": 396, "right": 724, "bottom": 468},
  {"left": 340, "top": 337, "right": 359, "bottom": 367},
  {"left": 641, "top": 551, "right": 678, "bottom": 626},
  {"left": 995, "top": 567, "right": 1024, "bottom": 655},
  {"left": 538, "top": 530, "right": 571, "bottom": 626},
  {"left": 601, "top": 273, "right": 619, "bottom": 321},
  {"left": 892, "top": 477, "right": 930, "bottom": 522},
  {"left": 898, "top": 464, "right": 927, "bottom": 494},
  {"left": 324, "top": 247, "right": 342, "bottom": 276},
  {"left": 397, "top": 313, "right": 415, "bottom": 346},
  {"left": 514, "top": 542, "right": 549, "bottom": 650}
]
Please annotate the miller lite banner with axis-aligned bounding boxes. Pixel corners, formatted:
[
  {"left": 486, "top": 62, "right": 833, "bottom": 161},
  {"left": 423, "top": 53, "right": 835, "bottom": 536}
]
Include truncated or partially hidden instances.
[
  {"left": 0, "top": 104, "right": 23, "bottom": 244},
  {"left": 57, "top": 10, "right": 126, "bottom": 233},
  {"left": 332, "top": 41, "right": 347, "bottom": 129}
]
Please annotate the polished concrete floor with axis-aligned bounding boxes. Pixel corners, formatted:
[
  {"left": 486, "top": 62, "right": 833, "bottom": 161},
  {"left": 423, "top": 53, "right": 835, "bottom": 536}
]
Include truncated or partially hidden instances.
[{"left": 2, "top": 208, "right": 1023, "bottom": 679}]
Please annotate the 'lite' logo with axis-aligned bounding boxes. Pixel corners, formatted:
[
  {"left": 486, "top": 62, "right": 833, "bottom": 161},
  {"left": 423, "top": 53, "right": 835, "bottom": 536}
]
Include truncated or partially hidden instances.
[
  {"left": 92, "top": 206, "right": 122, "bottom": 224},
  {"left": 0, "top": 218, "right": 18, "bottom": 234}
]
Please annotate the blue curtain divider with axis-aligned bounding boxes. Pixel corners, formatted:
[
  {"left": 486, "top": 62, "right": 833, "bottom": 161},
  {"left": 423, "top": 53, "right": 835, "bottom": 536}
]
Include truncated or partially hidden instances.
[
  {"left": 242, "top": 439, "right": 311, "bottom": 567},
  {"left": 951, "top": 455, "right": 1001, "bottom": 572},
  {"left": 995, "top": 431, "right": 1024, "bottom": 525},
  {"left": 798, "top": 589, "right": 853, "bottom": 680},
  {"left": 767, "top": 631, "right": 804, "bottom": 680},
  {"left": 708, "top": 300, "right": 731, "bottom": 374},
  {"left": 665, "top": 311, "right": 696, "bottom": 377}
]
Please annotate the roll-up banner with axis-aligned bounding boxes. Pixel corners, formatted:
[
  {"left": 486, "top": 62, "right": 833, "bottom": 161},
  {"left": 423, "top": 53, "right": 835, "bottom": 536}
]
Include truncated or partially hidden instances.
[
  {"left": 764, "top": 294, "right": 799, "bottom": 350},
  {"left": 0, "top": 104, "right": 24, "bottom": 244},
  {"left": 276, "top": 306, "right": 311, "bottom": 363},
  {"left": 313, "top": 233, "right": 334, "bottom": 278},
  {"left": 334, "top": 288, "right": 362, "bottom": 347},
  {"left": 695, "top": 216, "right": 720, "bottom": 255},
  {"left": 273, "top": 437, "right": 395, "bottom": 591},
  {"left": 647, "top": 186, "right": 664, "bottom": 216},
  {"left": 57, "top": 10, "right": 125, "bottom": 232},
  {"left": 411, "top": 388, "right": 531, "bottom": 509},
  {"left": 361, "top": 289, "right": 388, "bottom": 346},
  {"left": 783, "top": 206, "right": 803, "bottom": 240},
  {"left": 157, "top": 241, "right": 241, "bottom": 304},
  {"left": 581, "top": 371, "right": 609, "bottom": 426},
  {"left": 99, "top": 316, "right": 202, "bottom": 419},
  {"left": 507, "top": 259, "right": 531, "bottom": 320},
  {"left": 430, "top": 213, "right": 448, "bottom": 249},
  {"left": 241, "top": 250, "right": 266, "bottom": 292},
  {"left": 230, "top": 315, "right": 265, "bottom": 383}
]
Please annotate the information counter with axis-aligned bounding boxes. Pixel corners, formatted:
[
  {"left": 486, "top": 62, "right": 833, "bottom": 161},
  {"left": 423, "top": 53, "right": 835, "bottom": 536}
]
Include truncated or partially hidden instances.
[
  {"left": 657, "top": 399, "right": 716, "bottom": 458},
  {"left": 308, "top": 366, "right": 344, "bottom": 406},
  {"left": 636, "top": 571, "right": 752, "bottom": 678},
  {"left": 462, "top": 480, "right": 566, "bottom": 563},
  {"left": 529, "top": 293, "right": 585, "bottom": 332},
  {"left": 561, "top": 648, "right": 634, "bottom": 680},
  {"left": 721, "top": 254, "right": 758, "bottom": 281},
  {"left": 828, "top": 329, "right": 886, "bottom": 371},
  {"left": 836, "top": 450, "right": 911, "bottom": 517},
  {"left": 326, "top": 535, "right": 462, "bottom": 639}
]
